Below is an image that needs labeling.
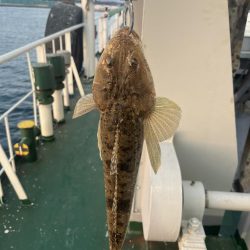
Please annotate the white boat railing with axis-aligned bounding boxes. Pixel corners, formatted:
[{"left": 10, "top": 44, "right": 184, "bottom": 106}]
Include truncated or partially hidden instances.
[
  {"left": 0, "top": 6, "right": 125, "bottom": 203},
  {"left": 0, "top": 90, "right": 34, "bottom": 174},
  {"left": 0, "top": 23, "right": 85, "bottom": 64},
  {"left": 0, "top": 22, "right": 85, "bottom": 166},
  {"left": 0, "top": 23, "right": 85, "bottom": 203}
]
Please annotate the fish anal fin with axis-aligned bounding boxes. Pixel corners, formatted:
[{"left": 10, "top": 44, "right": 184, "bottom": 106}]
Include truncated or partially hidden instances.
[
  {"left": 72, "top": 94, "right": 96, "bottom": 119},
  {"left": 144, "top": 97, "right": 181, "bottom": 173}
]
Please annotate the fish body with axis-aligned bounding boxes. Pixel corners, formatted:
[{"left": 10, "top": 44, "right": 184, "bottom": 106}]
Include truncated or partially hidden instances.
[
  {"left": 100, "top": 111, "right": 143, "bottom": 249},
  {"left": 93, "top": 28, "right": 155, "bottom": 249},
  {"left": 73, "top": 28, "right": 181, "bottom": 250}
]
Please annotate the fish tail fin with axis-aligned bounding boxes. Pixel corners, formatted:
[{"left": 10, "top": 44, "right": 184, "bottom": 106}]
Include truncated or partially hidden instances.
[
  {"left": 72, "top": 94, "right": 96, "bottom": 119},
  {"left": 144, "top": 97, "right": 181, "bottom": 173}
]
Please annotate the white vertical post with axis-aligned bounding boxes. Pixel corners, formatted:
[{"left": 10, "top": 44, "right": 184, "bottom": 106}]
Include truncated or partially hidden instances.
[
  {"left": 110, "top": 17, "right": 115, "bottom": 38},
  {"left": 63, "top": 76, "right": 70, "bottom": 109},
  {"left": 0, "top": 180, "right": 3, "bottom": 204},
  {"left": 98, "top": 17, "right": 103, "bottom": 53},
  {"left": 4, "top": 117, "right": 16, "bottom": 172},
  {"left": 52, "top": 40, "right": 56, "bottom": 53},
  {"left": 26, "top": 52, "right": 38, "bottom": 127},
  {"left": 39, "top": 105, "right": 54, "bottom": 138},
  {"left": 82, "top": 0, "right": 88, "bottom": 77},
  {"left": 119, "top": 10, "right": 124, "bottom": 27},
  {"left": 56, "top": 50, "right": 71, "bottom": 109},
  {"left": 0, "top": 144, "right": 28, "bottom": 201},
  {"left": 116, "top": 13, "right": 120, "bottom": 30},
  {"left": 59, "top": 36, "right": 63, "bottom": 50},
  {"left": 71, "top": 56, "right": 85, "bottom": 97},
  {"left": 81, "top": 0, "right": 95, "bottom": 78},
  {"left": 52, "top": 90, "right": 65, "bottom": 123},
  {"left": 65, "top": 32, "right": 74, "bottom": 95},
  {"left": 36, "top": 45, "right": 46, "bottom": 63},
  {"left": 103, "top": 16, "right": 108, "bottom": 48},
  {"left": 36, "top": 46, "right": 54, "bottom": 140}
]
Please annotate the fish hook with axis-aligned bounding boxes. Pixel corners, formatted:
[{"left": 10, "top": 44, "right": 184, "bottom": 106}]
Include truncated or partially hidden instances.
[{"left": 124, "top": 0, "right": 134, "bottom": 34}]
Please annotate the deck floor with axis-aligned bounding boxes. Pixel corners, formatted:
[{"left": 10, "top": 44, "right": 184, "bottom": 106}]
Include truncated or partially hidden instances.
[
  {"left": 0, "top": 96, "right": 109, "bottom": 249},
  {"left": 0, "top": 84, "right": 247, "bottom": 250}
]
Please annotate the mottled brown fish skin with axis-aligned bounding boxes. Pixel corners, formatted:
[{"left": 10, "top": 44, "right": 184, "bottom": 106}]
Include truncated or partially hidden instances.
[
  {"left": 93, "top": 28, "right": 155, "bottom": 250},
  {"left": 101, "top": 109, "right": 143, "bottom": 249}
]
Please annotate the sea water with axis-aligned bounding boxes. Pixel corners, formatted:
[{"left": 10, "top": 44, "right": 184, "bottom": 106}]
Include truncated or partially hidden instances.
[
  {"left": 0, "top": 5, "right": 116, "bottom": 150},
  {"left": 0, "top": 6, "right": 49, "bottom": 148}
]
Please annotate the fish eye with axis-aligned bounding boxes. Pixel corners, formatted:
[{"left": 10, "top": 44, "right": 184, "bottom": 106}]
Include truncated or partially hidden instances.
[
  {"left": 106, "top": 56, "right": 113, "bottom": 67},
  {"left": 128, "top": 58, "right": 138, "bottom": 69}
]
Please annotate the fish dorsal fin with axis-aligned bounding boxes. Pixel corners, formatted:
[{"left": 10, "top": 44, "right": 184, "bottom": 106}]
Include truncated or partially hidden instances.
[
  {"left": 144, "top": 97, "right": 181, "bottom": 173},
  {"left": 73, "top": 94, "right": 96, "bottom": 119},
  {"left": 97, "top": 120, "right": 103, "bottom": 160}
]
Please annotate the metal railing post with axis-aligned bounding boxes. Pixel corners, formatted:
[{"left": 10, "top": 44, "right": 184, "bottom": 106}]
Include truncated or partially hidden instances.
[
  {"left": 71, "top": 56, "right": 85, "bottom": 97},
  {"left": 63, "top": 76, "right": 70, "bottom": 109},
  {"left": 82, "top": 0, "right": 89, "bottom": 77},
  {"left": 56, "top": 50, "right": 71, "bottom": 110},
  {"left": 59, "top": 36, "right": 63, "bottom": 50},
  {"left": 52, "top": 39, "right": 56, "bottom": 53},
  {"left": 111, "top": 17, "right": 117, "bottom": 38},
  {"left": 4, "top": 116, "right": 16, "bottom": 172},
  {"left": 26, "top": 52, "right": 38, "bottom": 127},
  {"left": 82, "top": 0, "right": 95, "bottom": 78},
  {"left": 98, "top": 17, "right": 104, "bottom": 53},
  {"left": 36, "top": 45, "right": 47, "bottom": 63},
  {"left": 0, "top": 180, "right": 3, "bottom": 204},
  {"left": 88, "top": 0, "right": 95, "bottom": 77},
  {"left": 0, "top": 144, "right": 28, "bottom": 201},
  {"left": 65, "top": 32, "right": 74, "bottom": 95},
  {"left": 103, "top": 16, "right": 108, "bottom": 49},
  {"left": 120, "top": 10, "right": 124, "bottom": 27},
  {"left": 116, "top": 13, "right": 120, "bottom": 30}
]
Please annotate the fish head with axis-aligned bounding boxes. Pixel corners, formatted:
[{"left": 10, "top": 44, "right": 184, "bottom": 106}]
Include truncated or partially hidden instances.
[{"left": 93, "top": 28, "right": 155, "bottom": 118}]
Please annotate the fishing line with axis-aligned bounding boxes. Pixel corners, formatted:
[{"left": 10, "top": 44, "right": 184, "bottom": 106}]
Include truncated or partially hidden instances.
[{"left": 124, "top": 0, "right": 134, "bottom": 34}]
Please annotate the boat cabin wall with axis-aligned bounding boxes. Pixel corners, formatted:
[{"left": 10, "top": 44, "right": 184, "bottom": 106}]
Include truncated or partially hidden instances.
[{"left": 136, "top": 0, "right": 238, "bottom": 223}]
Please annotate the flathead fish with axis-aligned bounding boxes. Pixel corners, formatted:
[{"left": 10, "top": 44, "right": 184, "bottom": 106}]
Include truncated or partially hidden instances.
[{"left": 73, "top": 28, "right": 181, "bottom": 250}]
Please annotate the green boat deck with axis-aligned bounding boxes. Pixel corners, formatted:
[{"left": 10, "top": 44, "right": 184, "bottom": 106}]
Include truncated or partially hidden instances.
[{"left": 0, "top": 83, "right": 247, "bottom": 250}]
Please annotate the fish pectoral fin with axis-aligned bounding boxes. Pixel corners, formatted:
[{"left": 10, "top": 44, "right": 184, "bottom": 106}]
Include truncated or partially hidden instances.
[
  {"left": 72, "top": 94, "right": 97, "bottom": 119},
  {"left": 97, "top": 120, "right": 103, "bottom": 160},
  {"left": 144, "top": 97, "right": 181, "bottom": 173}
]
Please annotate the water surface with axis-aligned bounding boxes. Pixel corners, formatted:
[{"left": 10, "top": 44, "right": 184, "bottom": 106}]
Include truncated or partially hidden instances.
[{"left": 0, "top": 6, "right": 49, "bottom": 148}]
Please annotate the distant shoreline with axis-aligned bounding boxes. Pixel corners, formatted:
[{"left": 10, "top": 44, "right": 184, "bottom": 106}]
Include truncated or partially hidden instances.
[
  {"left": 0, "top": 3, "right": 52, "bottom": 8},
  {"left": 0, "top": 1, "right": 123, "bottom": 9}
]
